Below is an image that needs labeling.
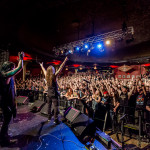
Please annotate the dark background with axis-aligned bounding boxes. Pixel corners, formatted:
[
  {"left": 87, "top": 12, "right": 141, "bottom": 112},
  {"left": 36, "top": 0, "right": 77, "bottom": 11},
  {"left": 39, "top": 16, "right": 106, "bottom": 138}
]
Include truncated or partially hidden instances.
[{"left": 0, "top": 0, "right": 150, "bottom": 63}]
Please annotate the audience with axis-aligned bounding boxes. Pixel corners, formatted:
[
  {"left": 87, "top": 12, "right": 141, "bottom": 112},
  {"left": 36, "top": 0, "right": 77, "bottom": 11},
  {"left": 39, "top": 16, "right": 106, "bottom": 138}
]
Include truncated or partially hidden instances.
[{"left": 15, "top": 71, "right": 150, "bottom": 132}]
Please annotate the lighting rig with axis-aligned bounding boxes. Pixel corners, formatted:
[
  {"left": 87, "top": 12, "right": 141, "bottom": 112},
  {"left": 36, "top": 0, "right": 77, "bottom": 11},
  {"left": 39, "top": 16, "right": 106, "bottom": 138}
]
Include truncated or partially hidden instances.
[{"left": 52, "top": 26, "right": 134, "bottom": 57}]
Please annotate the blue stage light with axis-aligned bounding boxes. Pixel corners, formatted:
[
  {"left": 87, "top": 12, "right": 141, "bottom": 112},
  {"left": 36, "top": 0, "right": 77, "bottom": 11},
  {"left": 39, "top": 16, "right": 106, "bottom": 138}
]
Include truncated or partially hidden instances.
[
  {"left": 97, "top": 43, "right": 102, "bottom": 49},
  {"left": 75, "top": 47, "right": 80, "bottom": 51}
]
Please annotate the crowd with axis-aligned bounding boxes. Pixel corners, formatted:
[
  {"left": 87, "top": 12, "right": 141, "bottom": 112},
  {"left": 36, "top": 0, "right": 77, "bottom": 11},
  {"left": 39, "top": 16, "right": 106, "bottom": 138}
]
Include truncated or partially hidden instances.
[
  {"left": 58, "top": 72, "right": 150, "bottom": 128},
  {"left": 15, "top": 77, "right": 47, "bottom": 101},
  {"left": 15, "top": 72, "right": 150, "bottom": 129}
]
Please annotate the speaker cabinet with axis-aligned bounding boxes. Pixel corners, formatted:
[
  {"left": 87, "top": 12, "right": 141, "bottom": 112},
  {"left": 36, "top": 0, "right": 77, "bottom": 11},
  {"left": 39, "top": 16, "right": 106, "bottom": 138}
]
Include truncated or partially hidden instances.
[
  {"left": 30, "top": 100, "right": 45, "bottom": 112},
  {"left": 65, "top": 107, "right": 80, "bottom": 122},
  {"left": 72, "top": 113, "right": 95, "bottom": 138},
  {"left": 64, "top": 107, "right": 96, "bottom": 139}
]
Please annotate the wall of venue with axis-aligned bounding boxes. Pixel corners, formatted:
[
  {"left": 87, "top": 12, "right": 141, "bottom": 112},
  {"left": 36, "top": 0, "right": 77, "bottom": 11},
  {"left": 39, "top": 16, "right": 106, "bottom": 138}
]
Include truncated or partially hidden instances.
[{"left": 114, "top": 65, "right": 146, "bottom": 79}]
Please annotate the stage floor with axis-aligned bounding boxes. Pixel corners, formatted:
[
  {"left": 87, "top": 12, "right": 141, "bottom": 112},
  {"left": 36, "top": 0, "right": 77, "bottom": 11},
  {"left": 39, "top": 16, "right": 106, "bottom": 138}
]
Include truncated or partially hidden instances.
[
  {"left": 1, "top": 104, "right": 149, "bottom": 150},
  {"left": 0, "top": 105, "right": 107, "bottom": 150}
]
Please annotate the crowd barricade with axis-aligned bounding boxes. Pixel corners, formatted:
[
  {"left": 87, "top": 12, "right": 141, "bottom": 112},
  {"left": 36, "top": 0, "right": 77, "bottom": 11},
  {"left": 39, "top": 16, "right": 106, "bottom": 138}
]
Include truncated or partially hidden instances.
[
  {"left": 58, "top": 97, "right": 150, "bottom": 137},
  {"left": 113, "top": 105, "right": 150, "bottom": 147},
  {"left": 59, "top": 96, "right": 84, "bottom": 113}
]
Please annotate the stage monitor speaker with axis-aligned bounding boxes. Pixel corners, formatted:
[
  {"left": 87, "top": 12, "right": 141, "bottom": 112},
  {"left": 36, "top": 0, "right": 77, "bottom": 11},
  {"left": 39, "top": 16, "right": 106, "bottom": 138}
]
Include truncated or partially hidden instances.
[
  {"left": 30, "top": 100, "right": 45, "bottom": 112},
  {"left": 72, "top": 113, "right": 96, "bottom": 139},
  {"left": 65, "top": 107, "right": 80, "bottom": 123},
  {"left": 16, "top": 96, "right": 28, "bottom": 105},
  {"left": 40, "top": 103, "right": 48, "bottom": 115}
]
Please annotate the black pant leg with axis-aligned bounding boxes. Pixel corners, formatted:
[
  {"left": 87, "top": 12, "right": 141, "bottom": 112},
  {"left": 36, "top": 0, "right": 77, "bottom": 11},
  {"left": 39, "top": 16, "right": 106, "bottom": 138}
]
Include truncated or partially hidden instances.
[
  {"left": 47, "top": 96, "right": 52, "bottom": 117},
  {"left": 0, "top": 107, "right": 13, "bottom": 142},
  {"left": 52, "top": 97, "right": 59, "bottom": 120}
]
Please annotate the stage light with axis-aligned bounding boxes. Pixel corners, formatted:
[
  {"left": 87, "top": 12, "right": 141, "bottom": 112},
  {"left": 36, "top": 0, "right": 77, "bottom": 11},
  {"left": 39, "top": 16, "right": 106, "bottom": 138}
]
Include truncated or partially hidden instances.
[
  {"left": 75, "top": 47, "right": 80, "bottom": 51},
  {"left": 87, "top": 49, "right": 91, "bottom": 56},
  {"left": 97, "top": 43, "right": 102, "bottom": 49},
  {"left": 94, "top": 66, "right": 97, "bottom": 70},
  {"left": 105, "top": 40, "right": 110, "bottom": 45},
  {"left": 69, "top": 50, "right": 73, "bottom": 54},
  {"left": 84, "top": 44, "right": 89, "bottom": 49},
  {"left": 79, "top": 66, "right": 82, "bottom": 70},
  {"left": 61, "top": 50, "right": 64, "bottom": 54}
]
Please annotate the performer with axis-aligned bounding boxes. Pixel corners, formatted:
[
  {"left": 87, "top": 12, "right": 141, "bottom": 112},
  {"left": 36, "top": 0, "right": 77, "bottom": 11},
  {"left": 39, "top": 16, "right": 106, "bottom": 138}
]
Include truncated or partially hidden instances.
[
  {"left": 0, "top": 52, "right": 24, "bottom": 146},
  {"left": 40, "top": 56, "right": 68, "bottom": 124}
]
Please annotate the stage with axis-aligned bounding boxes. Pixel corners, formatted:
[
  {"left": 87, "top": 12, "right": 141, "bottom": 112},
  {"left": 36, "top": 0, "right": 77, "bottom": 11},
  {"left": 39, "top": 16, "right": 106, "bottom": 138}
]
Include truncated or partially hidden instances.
[
  {"left": 0, "top": 104, "right": 149, "bottom": 150},
  {"left": 0, "top": 105, "right": 108, "bottom": 150}
]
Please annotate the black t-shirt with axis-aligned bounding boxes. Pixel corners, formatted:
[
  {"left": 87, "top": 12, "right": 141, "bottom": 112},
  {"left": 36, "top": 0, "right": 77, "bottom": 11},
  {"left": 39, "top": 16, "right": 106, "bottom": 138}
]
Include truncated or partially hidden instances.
[
  {"left": 136, "top": 94, "right": 146, "bottom": 109},
  {"left": 101, "top": 96, "right": 110, "bottom": 104},
  {"left": 119, "top": 92, "right": 128, "bottom": 106},
  {"left": 129, "top": 93, "right": 137, "bottom": 108},
  {"left": 101, "top": 96, "right": 111, "bottom": 109},
  {"left": 110, "top": 96, "right": 119, "bottom": 110}
]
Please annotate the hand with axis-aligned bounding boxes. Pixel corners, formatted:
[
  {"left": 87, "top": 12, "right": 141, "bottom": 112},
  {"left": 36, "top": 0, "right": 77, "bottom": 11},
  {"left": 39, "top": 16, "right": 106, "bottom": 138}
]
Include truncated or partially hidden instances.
[
  {"left": 39, "top": 62, "right": 43, "bottom": 66},
  {"left": 101, "top": 101, "right": 104, "bottom": 104},
  {"left": 18, "top": 52, "right": 24, "bottom": 60},
  {"left": 113, "top": 108, "right": 116, "bottom": 113}
]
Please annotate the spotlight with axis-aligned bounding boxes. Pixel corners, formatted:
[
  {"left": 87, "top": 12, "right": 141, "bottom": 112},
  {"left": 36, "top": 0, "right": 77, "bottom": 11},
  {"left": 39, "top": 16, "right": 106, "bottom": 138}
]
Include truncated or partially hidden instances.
[
  {"left": 75, "top": 47, "right": 80, "bottom": 51},
  {"left": 94, "top": 66, "right": 97, "bottom": 70},
  {"left": 84, "top": 44, "right": 89, "bottom": 49},
  {"left": 87, "top": 49, "right": 91, "bottom": 56},
  {"left": 68, "top": 50, "right": 73, "bottom": 54},
  {"left": 61, "top": 50, "right": 64, "bottom": 54},
  {"left": 97, "top": 43, "right": 102, "bottom": 49},
  {"left": 105, "top": 40, "right": 110, "bottom": 45},
  {"left": 79, "top": 66, "right": 82, "bottom": 70}
]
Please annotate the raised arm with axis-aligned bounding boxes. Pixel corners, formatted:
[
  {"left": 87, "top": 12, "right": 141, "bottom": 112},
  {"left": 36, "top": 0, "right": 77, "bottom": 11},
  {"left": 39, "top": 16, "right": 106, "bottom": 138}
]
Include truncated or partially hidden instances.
[
  {"left": 112, "top": 84, "right": 121, "bottom": 96},
  {"left": 142, "top": 85, "right": 146, "bottom": 96},
  {"left": 55, "top": 57, "right": 68, "bottom": 76},
  {"left": 1, "top": 52, "right": 24, "bottom": 78},
  {"left": 39, "top": 62, "right": 46, "bottom": 77},
  {"left": 128, "top": 85, "right": 135, "bottom": 99}
]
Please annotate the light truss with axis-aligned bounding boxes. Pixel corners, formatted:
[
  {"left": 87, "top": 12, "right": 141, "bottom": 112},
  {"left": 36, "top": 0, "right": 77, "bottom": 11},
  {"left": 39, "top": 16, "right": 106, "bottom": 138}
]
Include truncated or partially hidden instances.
[{"left": 53, "top": 26, "right": 134, "bottom": 56}]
